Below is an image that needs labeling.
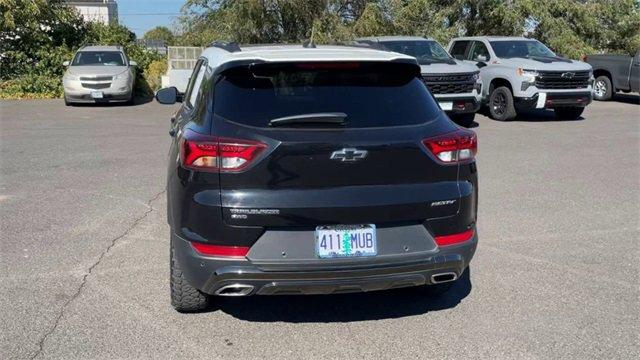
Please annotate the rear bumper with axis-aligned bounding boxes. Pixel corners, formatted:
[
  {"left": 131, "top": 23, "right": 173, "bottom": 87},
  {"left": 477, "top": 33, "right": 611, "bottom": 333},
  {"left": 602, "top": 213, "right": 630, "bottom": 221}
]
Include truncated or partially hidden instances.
[
  {"left": 515, "top": 91, "right": 592, "bottom": 110},
  {"left": 171, "top": 228, "right": 477, "bottom": 296}
]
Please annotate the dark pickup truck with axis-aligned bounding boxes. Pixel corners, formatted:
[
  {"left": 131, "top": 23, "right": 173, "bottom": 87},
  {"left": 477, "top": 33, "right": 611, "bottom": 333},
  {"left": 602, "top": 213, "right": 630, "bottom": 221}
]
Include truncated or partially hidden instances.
[{"left": 585, "top": 50, "right": 640, "bottom": 100}]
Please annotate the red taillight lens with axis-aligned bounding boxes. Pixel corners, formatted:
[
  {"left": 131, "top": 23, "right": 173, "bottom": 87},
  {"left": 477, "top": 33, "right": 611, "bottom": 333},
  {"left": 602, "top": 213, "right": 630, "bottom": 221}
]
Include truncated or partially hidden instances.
[
  {"left": 423, "top": 129, "right": 477, "bottom": 164},
  {"left": 190, "top": 242, "right": 250, "bottom": 257},
  {"left": 434, "top": 229, "right": 475, "bottom": 247},
  {"left": 179, "top": 129, "right": 267, "bottom": 172}
]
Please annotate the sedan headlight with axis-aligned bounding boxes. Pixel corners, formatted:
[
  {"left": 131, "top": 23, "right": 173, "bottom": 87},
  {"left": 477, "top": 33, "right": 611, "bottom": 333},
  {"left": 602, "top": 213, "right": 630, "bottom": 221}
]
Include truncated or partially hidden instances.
[{"left": 113, "top": 71, "right": 129, "bottom": 80}]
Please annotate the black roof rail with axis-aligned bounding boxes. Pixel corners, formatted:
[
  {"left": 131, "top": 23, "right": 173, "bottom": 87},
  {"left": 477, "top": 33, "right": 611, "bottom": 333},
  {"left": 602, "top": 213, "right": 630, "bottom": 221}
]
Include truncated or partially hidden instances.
[{"left": 209, "top": 41, "right": 241, "bottom": 52}]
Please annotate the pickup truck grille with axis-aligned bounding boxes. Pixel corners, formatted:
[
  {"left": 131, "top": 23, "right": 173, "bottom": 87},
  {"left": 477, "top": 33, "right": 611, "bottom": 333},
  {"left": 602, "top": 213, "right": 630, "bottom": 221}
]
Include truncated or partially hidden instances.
[
  {"left": 422, "top": 73, "right": 476, "bottom": 94},
  {"left": 535, "top": 71, "right": 590, "bottom": 90}
]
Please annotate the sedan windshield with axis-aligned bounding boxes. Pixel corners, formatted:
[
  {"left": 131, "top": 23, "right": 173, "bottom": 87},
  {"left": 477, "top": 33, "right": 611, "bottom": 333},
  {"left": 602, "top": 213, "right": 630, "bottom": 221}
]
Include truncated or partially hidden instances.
[
  {"left": 379, "top": 40, "right": 453, "bottom": 64},
  {"left": 72, "top": 51, "right": 126, "bottom": 66},
  {"left": 489, "top": 40, "right": 556, "bottom": 59}
]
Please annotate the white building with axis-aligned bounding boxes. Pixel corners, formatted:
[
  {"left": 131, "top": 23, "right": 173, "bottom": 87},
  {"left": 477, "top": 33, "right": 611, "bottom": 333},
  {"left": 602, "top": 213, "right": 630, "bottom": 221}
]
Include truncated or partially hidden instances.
[{"left": 66, "top": 0, "right": 118, "bottom": 25}]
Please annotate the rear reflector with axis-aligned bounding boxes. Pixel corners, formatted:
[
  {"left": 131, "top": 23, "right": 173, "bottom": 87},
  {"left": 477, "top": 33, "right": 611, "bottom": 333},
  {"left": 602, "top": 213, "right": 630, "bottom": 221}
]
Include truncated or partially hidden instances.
[
  {"left": 423, "top": 129, "right": 477, "bottom": 164},
  {"left": 190, "top": 242, "right": 250, "bottom": 257},
  {"left": 434, "top": 229, "right": 475, "bottom": 247},
  {"left": 179, "top": 129, "right": 267, "bottom": 172}
]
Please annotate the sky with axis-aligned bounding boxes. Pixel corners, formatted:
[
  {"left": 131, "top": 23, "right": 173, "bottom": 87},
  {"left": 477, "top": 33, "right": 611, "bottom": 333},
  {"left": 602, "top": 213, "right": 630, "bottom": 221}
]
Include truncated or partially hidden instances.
[{"left": 117, "top": 0, "right": 185, "bottom": 37}]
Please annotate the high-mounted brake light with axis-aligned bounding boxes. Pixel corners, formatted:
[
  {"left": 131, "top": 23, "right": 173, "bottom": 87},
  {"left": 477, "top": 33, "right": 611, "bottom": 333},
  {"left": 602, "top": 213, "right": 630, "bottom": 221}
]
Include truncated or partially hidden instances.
[
  {"left": 190, "top": 242, "right": 249, "bottom": 257},
  {"left": 435, "top": 229, "right": 475, "bottom": 247},
  {"left": 422, "top": 129, "right": 477, "bottom": 164},
  {"left": 295, "top": 62, "right": 360, "bottom": 70},
  {"left": 179, "top": 129, "right": 267, "bottom": 172}
]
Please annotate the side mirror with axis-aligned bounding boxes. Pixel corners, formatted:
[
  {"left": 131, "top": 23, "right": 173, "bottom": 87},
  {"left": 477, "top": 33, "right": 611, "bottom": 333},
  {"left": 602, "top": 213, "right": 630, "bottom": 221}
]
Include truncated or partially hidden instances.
[
  {"left": 62, "top": 61, "right": 70, "bottom": 67},
  {"left": 129, "top": 60, "right": 138, "bottom": 67},
  {"left": 475, "top": 55, "right": 487, "bottom": 62},
  {"left": 156, "top": 87, "right": 179, "bottom": 105}
]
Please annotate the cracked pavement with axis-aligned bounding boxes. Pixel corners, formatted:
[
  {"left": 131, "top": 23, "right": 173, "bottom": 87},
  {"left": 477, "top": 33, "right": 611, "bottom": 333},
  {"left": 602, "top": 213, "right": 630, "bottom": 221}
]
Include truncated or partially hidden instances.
[{"left": 1, "top": 97, "right": 639, "bottom": 359}]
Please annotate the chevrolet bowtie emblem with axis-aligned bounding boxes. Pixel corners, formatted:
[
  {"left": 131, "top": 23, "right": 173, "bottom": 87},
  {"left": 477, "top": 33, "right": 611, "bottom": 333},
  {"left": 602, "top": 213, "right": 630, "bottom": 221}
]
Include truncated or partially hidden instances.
[{"left": 330, "top": 148, "right": 368, "bottom": 162}]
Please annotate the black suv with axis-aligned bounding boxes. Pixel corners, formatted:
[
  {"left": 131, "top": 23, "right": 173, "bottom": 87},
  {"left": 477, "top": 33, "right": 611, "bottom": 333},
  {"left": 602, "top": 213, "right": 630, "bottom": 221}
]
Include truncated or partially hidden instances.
[{"left": 156, "top": 43, "right": 478, "bottom": 312}]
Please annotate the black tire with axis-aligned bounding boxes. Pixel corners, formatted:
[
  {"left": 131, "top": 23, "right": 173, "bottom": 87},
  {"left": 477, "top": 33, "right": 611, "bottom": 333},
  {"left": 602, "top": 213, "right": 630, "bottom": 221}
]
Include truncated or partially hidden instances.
[
  {"left": 124, "top": 93, "right": 134, "bottom": 106},
  {"left": 170, "top": 244, "right": 210, "bottom": 312},
  {"left": 554, "top": 107, "right": 585, "bottom": 120},
  {"left": 593, "top": 75, "right": 612, "bottom": 101},
  {"left": 449, "top": 113, "right": 475, "bottom": 128},
  {"left": 488, "top": 86, "right": 517, "bottom": 121}
]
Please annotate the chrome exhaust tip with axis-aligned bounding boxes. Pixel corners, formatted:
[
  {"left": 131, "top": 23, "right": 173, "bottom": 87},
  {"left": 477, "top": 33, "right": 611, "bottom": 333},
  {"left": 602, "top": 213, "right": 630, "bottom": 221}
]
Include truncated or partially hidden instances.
[
  {"left": 430, "top": 272, "right": 458, "bottom": 284},
  {"left": 214, "top": 284, "right": 254, "bottom": 296}
]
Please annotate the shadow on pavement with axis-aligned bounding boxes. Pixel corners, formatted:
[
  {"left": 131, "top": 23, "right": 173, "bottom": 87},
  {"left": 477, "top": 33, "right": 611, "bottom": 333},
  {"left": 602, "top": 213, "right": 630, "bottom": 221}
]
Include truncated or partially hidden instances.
[
  {"left": 611, "top": 93, "right": 640, "bottom": 105},
  {"left": 206, "top": 268, "right": 473, "bottom": 323},
  {"left": 477, "top": 107, "right": 584, "bottom": 122}
]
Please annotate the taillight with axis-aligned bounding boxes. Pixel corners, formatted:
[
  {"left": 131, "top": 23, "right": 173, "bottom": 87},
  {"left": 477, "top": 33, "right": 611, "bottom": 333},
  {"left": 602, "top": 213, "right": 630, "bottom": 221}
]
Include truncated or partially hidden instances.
[
  {"left": 435, "top": 229, "right": 475, "bottom": 247},
  {"left": 190, "top": 242, "right": 249, "bottom": 258},
  {"left": 179, "top": 129, "right": 267, "bottom": 172},
  {"left": 422, "top": 129, "right": 477, "bottom": 164}
]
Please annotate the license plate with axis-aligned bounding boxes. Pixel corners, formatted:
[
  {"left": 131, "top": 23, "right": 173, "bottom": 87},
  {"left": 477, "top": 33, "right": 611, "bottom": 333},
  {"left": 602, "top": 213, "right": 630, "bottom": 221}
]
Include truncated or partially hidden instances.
[
  {"left": 315, "top": 224, "right": 377, "bottom": 258},
  {"left": 91, "top": 91, "right": 104, "bottom": 99},
  {"left": 439, "top": 101, "right": 453, "bottom": 111}
]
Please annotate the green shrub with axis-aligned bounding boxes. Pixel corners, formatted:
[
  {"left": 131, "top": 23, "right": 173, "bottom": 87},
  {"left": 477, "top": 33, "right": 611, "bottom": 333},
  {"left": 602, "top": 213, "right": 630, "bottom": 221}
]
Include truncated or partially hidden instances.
[
  {"left": 145, "top": 59, "right": 168, "bottom": 92},
  {"left": 0, "top": 75, "right": 63, "bottom": 99}
]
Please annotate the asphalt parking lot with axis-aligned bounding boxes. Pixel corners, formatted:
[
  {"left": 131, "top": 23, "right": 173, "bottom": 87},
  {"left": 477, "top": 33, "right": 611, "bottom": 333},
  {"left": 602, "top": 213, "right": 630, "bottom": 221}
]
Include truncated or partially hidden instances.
[{"left": 1, "top": 96, "right": 639, "bottom": 359}]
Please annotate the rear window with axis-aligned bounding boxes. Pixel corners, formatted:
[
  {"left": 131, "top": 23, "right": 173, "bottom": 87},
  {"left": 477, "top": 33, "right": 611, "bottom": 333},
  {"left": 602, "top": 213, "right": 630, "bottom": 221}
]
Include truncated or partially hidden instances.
[{"left": 213, "top": 62, "right": 440, "bottom": 128}]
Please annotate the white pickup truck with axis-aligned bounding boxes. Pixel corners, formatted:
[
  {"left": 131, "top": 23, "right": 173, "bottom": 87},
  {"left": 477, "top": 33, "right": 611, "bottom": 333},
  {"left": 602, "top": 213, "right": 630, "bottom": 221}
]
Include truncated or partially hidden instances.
[
  {"left": 448, "top": 36, "right": 594, "bottom": 121},
  {"left": 357, "top": 36, "right": 483, "bottom": 127}
]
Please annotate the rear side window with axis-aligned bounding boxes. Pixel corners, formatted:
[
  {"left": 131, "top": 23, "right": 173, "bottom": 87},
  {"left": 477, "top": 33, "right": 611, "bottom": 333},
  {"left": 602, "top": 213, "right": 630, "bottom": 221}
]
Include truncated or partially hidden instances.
[
  {"left": 449, "top": 41, "right": 470, "bottom": 60},
  {"left": 213, "top": 62, "right": 440, "bottom": 128}
]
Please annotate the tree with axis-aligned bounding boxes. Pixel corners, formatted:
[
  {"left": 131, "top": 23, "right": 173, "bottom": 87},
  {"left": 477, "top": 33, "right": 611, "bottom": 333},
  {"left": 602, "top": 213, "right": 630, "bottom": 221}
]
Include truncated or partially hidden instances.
[
  {"left": 177, "top": 0, "right": 639, "bottom": 58},
  {"left": 143, "top": 26, "right": 176, "bottom": 45},
  {"left": 0, "top": 0, "right": 89, "bottom": 79}
]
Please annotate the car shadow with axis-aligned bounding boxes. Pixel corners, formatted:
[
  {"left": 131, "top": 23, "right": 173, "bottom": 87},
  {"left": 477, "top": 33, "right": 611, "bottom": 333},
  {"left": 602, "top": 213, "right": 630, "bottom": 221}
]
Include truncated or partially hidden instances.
[
  {"left": 478, "top": 107, "right": 584, "bottom": 122},
  {"left": 204, "top": 268, "right": 473, "bottom": 323},
  {"left": 611, "top": 93, "right": 640, "bottom": 105},
  {"left": 66, "top": 94, "right": 153, "bottom": 107}
]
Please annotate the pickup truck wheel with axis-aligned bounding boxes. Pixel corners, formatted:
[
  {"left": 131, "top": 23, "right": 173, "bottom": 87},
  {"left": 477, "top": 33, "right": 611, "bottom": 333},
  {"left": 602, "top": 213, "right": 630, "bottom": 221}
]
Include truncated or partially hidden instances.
[
  {"left": 488, "top": 86, "right": 517, "bottom": 121},
  {"left": 554, "top": 107, "right": 584, "bottom": 120},
  {"left": 170, "top": 243, "right": 211, "bottom": 312},
  {"left": 449, "top": 113, "right": 475, "bottom": 128},
  {"left": 593, "top": 76, "right": 612, "bottom": 101}
]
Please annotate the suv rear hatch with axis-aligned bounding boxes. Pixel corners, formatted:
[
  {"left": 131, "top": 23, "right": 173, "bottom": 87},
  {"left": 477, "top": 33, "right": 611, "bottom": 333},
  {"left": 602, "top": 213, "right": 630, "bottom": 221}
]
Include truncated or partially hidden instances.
[{"left": 208, "top": 61, "right": 467, "bottom": 227}]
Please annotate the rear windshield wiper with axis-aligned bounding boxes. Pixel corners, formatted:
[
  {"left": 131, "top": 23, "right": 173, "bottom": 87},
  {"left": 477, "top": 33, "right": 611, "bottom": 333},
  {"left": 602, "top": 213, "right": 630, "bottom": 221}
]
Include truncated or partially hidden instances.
[{"left": 268, "top": 112, "right": 348, "bottom": 127}]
